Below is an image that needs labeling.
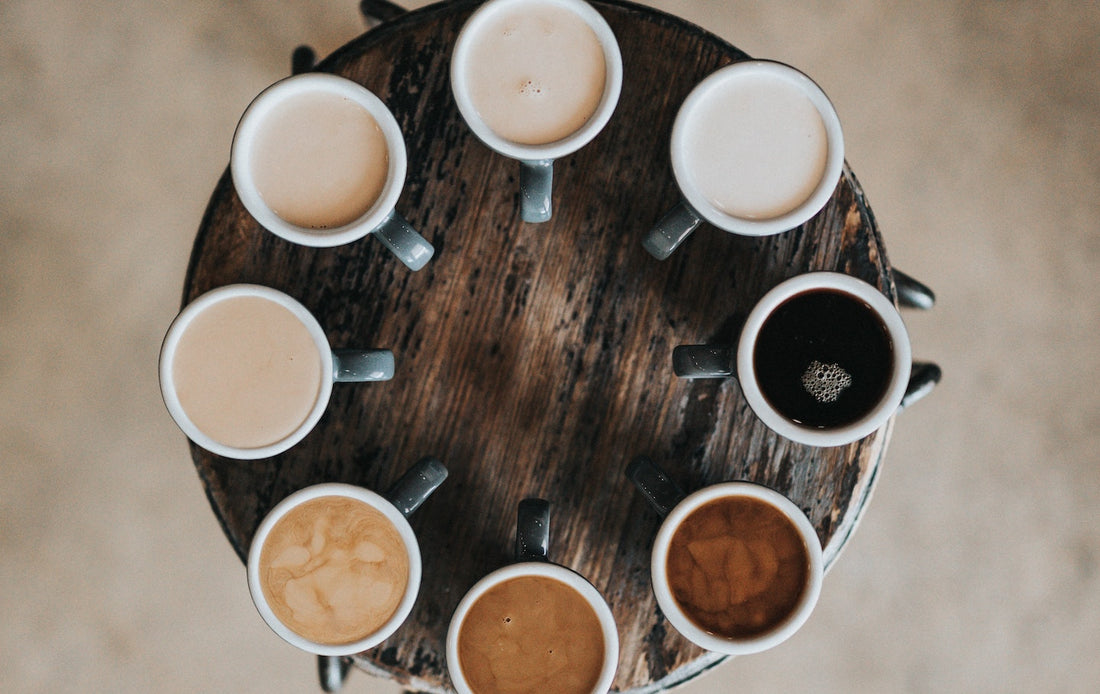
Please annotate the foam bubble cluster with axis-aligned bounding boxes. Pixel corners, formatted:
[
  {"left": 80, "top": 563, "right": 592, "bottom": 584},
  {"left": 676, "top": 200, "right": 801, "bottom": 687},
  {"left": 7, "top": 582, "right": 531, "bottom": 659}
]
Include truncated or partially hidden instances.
[
  {"left": 518, "top": 79, "right": 544, "bottom": 97},
  {"left": 801, "top": 360, "right": 852, "bottom": 404}
]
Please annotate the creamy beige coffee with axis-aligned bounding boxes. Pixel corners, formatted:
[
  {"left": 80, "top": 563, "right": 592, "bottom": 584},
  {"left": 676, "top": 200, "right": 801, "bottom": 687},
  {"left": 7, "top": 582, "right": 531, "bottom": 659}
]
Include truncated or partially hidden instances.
[
  {"left": 250, "top": 89, "right": 389, "bottom": 229},
  {"left": 258, "top": 495, "right": 410, "bottom": 645},
  {"left": 665, "top": 495, "right": 809, "bottom": 639},
  {"left": 171, "top": 294, "right": 323, "bottom": 450},
  {"left": 457, "top": 575, "right": 605, "bottom": 694},
  {"left": 682, "top": 71, "right": 828, "bottom": 219},
  {"left": 462, "top": 0, "right": 606, "bottom": 145}
]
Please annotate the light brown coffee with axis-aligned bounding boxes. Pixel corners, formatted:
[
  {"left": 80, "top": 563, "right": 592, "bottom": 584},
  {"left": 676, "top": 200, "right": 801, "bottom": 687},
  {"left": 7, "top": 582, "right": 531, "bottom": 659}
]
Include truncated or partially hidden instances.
[
  {"left": 171, "top": 294, "right": 323, "bottom": 450},
  {"left": 251, "top": 89, "right": 389, "bottom": 229},
  {"left": 665, "top": 495, "right": 809, "bottom": 639},
  {"left": 457, "top": 575, "right": 605, "bottom": 694},
  {"left": 463, "top": 0, "right": 606, "bottom": 145},
  {"left": 258, "top": 495, "right": 410, "bottom": 645}
]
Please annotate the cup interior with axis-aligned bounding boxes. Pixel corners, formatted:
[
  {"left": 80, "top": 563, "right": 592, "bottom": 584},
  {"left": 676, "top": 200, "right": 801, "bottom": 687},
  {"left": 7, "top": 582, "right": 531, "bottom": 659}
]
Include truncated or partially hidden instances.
[
  {"left": 246, "top": 483, "right": 423, "bottom": 656},
  {"left": 651, "top": 482, "right": 823, "bottom": 655},
  {"left": 446, "top": 562, "right": 619, "bottom": 694},
  {"left": 158, "top": 284, "right": 334, "bottom": 460},
  {"left": 736, "top": 272, "right": 912, "bottom": 447},
  {"left": 670, "top": 60, "right": 845, "bottom": 236},
  {"left": 450, "top": 0, "right": 623, "bottom": 161},
  {"left": 230, "top": 73, "right": 407, "bottom": 247}
]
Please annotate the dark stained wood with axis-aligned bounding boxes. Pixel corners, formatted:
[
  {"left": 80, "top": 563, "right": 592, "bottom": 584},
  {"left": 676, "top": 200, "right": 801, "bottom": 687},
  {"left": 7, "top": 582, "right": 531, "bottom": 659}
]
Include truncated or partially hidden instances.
[{"left": 183, "top": 1, "right": 901, "bottom": 690}]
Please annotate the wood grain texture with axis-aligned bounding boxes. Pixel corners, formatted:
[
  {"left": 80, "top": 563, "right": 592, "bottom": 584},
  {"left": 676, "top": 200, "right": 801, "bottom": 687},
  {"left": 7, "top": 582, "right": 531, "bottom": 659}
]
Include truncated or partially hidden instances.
[{"left": 182, "top": 1, "right": 900, "bottom": 690}]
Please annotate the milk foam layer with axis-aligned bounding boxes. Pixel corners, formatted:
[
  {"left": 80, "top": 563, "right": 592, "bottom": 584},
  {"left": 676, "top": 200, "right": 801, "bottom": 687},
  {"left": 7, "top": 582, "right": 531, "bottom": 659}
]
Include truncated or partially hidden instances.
[
  {"left": 683, "top": 71, "right": 828, "bottom": 219},
  {"left": 463, "top": 1, "right": 606, "bottom": 145},
  {"left": 457, "top": 575, "right": 605, "bottom": 694},
  {"left": 251, "top": 90, "right": 389, "bottom": 229},
  {"left": 259, "top": 496, "right": 410, "bottom": 645},
  {"left": 171, "top": 295, "right": 322, "bottom": 450}
]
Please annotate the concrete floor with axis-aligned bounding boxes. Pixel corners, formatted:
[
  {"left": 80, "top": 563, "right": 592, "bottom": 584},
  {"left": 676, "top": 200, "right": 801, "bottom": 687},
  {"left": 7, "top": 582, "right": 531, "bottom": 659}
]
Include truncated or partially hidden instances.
[{"left": 2, "top": 0, "right": 1097, "bottom": 692}]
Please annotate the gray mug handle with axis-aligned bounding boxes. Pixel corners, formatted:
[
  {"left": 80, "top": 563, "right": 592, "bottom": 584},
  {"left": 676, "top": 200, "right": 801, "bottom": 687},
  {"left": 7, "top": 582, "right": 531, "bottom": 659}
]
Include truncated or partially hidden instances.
[
  {"left": 626, "top": 456, "right": 685, "bottom": 518},
  {"left": 385, "top": 457, "right": 449, "bottom": 518},
  {"left": 332, "top": 349, "right": 394, "bottom": 382},
  {"left": 643, "top": 200, "right": 703, "bottom": 260},
  {"left": 373, "top": 210, "right": 434, "bottom": 271},
  {"left": 672, "top": 344, "right": 735, "bottom": 379},
  {"left": 520, "top": 159, "right": 553, "bottom": 223},
  {"left": 515, "top": 498, "right": 550, "bottom": 562}
]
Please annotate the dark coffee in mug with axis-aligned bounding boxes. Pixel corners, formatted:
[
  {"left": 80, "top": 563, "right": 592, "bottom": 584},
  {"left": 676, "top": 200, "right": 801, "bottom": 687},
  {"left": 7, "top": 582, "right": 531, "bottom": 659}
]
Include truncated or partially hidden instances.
[
  {"left": 752, "top": 289, "right": 894, "bottom": 429},
  {"left": 665, "top": 495, "right": 810, "bottom": 639}
]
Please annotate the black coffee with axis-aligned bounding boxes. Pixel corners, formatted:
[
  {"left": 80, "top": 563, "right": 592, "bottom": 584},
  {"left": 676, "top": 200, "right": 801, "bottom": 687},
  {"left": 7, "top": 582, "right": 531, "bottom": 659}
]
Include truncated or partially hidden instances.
[{"left": 752, "top": 289, "right": 893, "bottom": 429}]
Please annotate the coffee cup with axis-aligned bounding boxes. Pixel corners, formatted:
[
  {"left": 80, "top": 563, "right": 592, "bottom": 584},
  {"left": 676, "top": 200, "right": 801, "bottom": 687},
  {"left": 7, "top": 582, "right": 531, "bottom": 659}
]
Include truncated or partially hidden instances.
[
  {"left": 450, "top": 0, "right": 623, "bottom": 223},
  {"left": 246, "top": 458, "right": 447, "bottom": 655},
  {"left": 673, "top": 272, "right": 912, "bottom": 447},
  {"left": 643, "top": 60, "right": 845, "bottom": 259},
  {"left": 446, "top": 498, "right": 619, "bottom": 694},
  {"left": 230, "top": 73, "right": 434, "bottom": 270},
  {"left": 159, "top": 283, "right": 395, "bottom": 459},
  {"left": 626, "top": 456, "right": 823, "bottom": 655}
]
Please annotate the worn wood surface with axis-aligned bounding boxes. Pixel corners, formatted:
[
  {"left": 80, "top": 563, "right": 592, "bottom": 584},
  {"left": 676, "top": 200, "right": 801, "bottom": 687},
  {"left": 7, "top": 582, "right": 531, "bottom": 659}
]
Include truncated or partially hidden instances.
[{"left": 183, "top": 0, "right": 900, "bottom": 691}]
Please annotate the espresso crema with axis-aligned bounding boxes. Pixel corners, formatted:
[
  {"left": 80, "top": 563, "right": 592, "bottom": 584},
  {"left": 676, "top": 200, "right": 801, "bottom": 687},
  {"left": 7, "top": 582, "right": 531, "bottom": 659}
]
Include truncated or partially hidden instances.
[{"left": 666, "top": 495, "right": 809, "bottom": 639}]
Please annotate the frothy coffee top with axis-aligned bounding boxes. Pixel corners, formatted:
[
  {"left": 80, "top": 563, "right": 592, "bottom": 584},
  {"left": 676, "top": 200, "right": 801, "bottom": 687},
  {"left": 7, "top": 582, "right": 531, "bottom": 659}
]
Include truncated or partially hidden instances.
[
  {"left": 666, "top": 495, "right": 809, "bottom": 639},
  {"left": 250, "top": 89, "right": 389, "bottom": 229},
  {"left": 463, "top": 0, "right": 606, "bottom": 145},
  {"left": 171, "top": 295, "right": 323, "bottom": 450},
  {"left": 258, "top": 496, "right": 410, "bottom": 646},
  {"left": 682, "top": 70, "right": 828, "bottom": 219},
  {"left": 457, "top": 574, "right": 605, "bottom": 694}
]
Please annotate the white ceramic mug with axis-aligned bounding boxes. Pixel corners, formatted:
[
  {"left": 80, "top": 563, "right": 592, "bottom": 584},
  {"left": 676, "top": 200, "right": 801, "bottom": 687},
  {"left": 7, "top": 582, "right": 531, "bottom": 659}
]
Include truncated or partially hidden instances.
[
  {"left": 644, "top": 60, "right": 845, "bottom": 259},
  {"left": 247, "top": 459, "right": 447, "bottom": 656},
  {"left": 450, "top": 0, "right": 623, "bottom": 222},
  {"left": 159, "top": 283, "right": 394, "bottom": 459},
  {"left": 446, "top": 499, "right": 619, "bottom": 694},
  {"left": 231, "top": 73, "right": 434, "bottom": 270},
  {"left": 627, "top": 457, "right": 824, "bottom": 655},
  {"left": 674, "top": 272, "right": 912, "bottom": 447}
]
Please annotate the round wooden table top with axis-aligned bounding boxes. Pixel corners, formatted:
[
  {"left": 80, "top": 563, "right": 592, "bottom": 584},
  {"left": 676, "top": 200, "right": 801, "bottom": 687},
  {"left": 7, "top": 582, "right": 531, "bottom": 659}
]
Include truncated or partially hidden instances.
[{"left": 183, "top": 0, "right": 901, "bottom": 691}]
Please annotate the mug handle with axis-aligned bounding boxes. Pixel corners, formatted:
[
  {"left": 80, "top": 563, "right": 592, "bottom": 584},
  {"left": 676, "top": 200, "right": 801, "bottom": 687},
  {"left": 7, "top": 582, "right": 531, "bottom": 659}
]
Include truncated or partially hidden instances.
[
  {"left": 625, "top": 456, "right": 685, "bottom": 518},
  {"left": 893, "top": 269, "right": 936, "bottom": 311},
  {"left": 373, "top": 210, "right": 435, "bottom": 272},
  {"left": 642, "top": 200, "right": 702, "bottom": 260},
  {"left": 520, "top": 159, "right": 553, "bottom": 223},
  {"left": 515, "top": 498, "right": 551, "bottom": 562},
  {"left": 332, "top": 349, "right": 395, "bottom": 382},
  {"left": 385, "top": 457, "right": 449, "bottom": 518}
]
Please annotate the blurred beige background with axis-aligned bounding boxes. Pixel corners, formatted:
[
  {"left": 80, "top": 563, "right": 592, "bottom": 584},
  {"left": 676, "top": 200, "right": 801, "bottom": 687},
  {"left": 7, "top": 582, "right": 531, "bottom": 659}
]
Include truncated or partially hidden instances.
[{"left": 2, "top": 0, "right": 1097, "bottom": 692}]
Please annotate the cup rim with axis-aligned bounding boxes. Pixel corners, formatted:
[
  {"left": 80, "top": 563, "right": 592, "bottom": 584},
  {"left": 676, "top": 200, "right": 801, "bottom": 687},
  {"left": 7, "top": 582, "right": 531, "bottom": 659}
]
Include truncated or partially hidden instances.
[
  {"left": 670, "top": 59, "right": 845, "bottom": 237},
  {"left": 230, "top": 73, "right": 407, "bottom": 247},
  {"left": 736, "top": 272, "right": 912, "bottom": 447},
  {"left": 650, "top": 482, "right": 824, "bottom": 655},
  {"left": 245, "top": 483, "right": 423, "bottom": 656},
  {"left": 446, "top": 561, "right": 620, "bottom": 694},
  {"left": 158, "top": 283, "right": 334, "bottom": 460},
  {"left": 450, "top": 0, "right": 623, "bottom": 161}
]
